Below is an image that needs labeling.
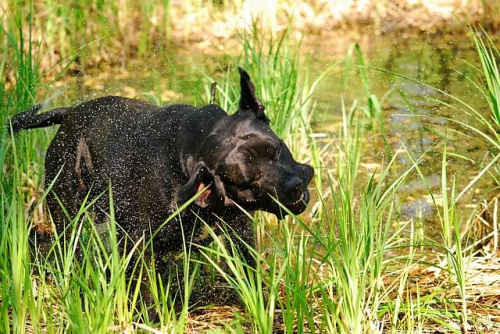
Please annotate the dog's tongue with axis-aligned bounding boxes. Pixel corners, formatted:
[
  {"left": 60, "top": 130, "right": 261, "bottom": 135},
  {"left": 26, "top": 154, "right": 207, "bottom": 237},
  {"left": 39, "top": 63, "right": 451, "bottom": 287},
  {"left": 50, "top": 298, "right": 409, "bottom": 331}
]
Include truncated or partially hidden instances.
[{"left": 195, "top": 183, "right": 211, "bottom": 207}]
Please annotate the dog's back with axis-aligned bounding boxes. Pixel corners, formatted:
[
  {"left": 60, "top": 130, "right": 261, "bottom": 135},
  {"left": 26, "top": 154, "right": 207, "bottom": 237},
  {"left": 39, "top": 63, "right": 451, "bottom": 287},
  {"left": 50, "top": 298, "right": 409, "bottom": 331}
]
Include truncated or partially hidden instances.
[
  {"left": 9, "top": 96, "right": 161, "bottom": 134},
  {"left": 35, "top": 96, "right": 193, "bottom": 228},
  {"left": 9, "top": 96, "right": 227, "bottom": 231}
]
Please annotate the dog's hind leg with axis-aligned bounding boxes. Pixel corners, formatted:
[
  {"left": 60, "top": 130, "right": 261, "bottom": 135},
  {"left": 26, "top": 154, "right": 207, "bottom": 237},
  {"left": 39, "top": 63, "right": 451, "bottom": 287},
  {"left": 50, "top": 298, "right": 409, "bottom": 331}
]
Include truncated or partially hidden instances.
[
  {"left": 74, "top": 137, "right": 108, "bottom": 224},
  {"left": 75, "top": 137, "right": 94, "bottom": 196}
]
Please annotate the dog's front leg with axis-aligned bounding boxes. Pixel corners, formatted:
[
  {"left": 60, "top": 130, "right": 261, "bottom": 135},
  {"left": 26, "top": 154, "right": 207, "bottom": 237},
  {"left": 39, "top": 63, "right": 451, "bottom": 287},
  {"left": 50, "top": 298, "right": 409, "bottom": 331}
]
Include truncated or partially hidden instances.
[
  {"left": 126, "top": 229, "right": 160, "bottom": 321},
  {"left": 225, "top": 215, "right": 256, "bottom": 269}
]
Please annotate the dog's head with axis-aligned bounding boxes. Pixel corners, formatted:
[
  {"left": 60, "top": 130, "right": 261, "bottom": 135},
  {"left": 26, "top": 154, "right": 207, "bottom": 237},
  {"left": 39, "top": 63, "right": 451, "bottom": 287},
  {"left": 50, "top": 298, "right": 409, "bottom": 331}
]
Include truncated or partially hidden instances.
[{"left": 176, "top": 67, "right": 314, "bottom": 218}]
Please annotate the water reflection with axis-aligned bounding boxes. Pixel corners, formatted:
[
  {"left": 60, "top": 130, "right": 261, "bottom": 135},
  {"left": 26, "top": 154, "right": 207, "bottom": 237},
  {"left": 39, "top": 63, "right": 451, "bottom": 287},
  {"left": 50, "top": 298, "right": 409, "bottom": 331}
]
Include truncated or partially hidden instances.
[{"left": 312, "top": 32, "right": 490, "bottom": 237}]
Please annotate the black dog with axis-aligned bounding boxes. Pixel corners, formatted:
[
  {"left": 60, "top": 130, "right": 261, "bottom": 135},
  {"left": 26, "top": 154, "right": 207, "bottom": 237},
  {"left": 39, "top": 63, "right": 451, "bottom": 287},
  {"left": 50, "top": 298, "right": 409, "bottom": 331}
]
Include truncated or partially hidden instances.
[{"left": 10, "top": 67, "right": 313, "bottom": 296}]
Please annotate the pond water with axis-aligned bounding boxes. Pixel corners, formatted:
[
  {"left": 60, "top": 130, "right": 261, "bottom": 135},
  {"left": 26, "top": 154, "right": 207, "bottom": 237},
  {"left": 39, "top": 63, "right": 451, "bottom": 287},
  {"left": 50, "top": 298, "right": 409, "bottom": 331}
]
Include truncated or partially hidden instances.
[
  {"left": 309, "top": 32, "right": 493, "bottom": 240},
  {"left": 48, "top": 31, "right": 494, "bottom": 241}
]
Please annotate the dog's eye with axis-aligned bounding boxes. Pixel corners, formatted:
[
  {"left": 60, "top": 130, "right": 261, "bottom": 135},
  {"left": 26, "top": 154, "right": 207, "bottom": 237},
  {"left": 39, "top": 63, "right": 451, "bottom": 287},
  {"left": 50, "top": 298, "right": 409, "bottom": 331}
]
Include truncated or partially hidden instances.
[
  {"left": 265, "top": 146, "right": 275, "bottom": 157},
  {"left": 266, "top": 143, "right": 281, "bottom": 160}
]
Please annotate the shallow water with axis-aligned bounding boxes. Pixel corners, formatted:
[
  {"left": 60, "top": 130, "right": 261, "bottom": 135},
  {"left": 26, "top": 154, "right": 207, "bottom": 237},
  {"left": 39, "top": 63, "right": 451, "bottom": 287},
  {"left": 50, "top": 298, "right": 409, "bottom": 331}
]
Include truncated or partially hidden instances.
[
  {"left": 310, "top": 32, "right": 494, "bottom": 239},
  {"left": 48, "top": 31, "right": 496, "bottom": 240}
]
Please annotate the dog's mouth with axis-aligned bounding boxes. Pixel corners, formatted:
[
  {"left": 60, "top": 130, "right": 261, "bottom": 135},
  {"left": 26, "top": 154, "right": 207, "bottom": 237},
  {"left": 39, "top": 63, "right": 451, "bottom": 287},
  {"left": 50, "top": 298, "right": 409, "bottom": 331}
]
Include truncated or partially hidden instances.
[
  {"left": 284, "top": 190, "right": 310, "bottom": 213},
  {"left": 222, "top": 181, "right": 311, "bottom": 218}
]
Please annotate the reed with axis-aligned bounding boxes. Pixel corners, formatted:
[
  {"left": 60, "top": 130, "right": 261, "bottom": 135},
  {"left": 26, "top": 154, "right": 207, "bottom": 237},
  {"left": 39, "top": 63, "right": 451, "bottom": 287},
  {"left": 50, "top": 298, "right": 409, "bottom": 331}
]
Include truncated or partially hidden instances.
[
  {"left": 471, "top": 28, "right": 500, "bottom": 147},
  {"left": 1, "top": 7, "right": 44, "bottom": 333}
]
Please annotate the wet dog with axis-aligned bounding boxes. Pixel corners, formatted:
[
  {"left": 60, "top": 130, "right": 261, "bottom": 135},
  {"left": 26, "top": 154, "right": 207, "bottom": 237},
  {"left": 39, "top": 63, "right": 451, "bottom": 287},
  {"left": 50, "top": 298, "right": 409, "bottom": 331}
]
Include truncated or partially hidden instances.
[{"left": 10, "top": 67, "right": 314, "bottom": 302}]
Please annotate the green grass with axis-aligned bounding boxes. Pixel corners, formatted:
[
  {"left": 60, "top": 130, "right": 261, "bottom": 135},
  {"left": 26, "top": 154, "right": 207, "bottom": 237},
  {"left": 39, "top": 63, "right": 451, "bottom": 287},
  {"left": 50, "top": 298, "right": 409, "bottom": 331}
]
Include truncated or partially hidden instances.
[
  {"left": 1, "top": 8, "right": 43, "bottom": 333},
  {"left": 2, "top": 3, "right": 500, "bottom": 332}
]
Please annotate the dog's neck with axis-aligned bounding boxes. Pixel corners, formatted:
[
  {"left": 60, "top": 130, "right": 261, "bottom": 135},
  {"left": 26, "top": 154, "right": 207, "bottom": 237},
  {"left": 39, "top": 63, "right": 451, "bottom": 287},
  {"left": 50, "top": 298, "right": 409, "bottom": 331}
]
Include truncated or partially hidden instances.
[{"left": 177, "top": 104, "right": 227, "bottom": 177}]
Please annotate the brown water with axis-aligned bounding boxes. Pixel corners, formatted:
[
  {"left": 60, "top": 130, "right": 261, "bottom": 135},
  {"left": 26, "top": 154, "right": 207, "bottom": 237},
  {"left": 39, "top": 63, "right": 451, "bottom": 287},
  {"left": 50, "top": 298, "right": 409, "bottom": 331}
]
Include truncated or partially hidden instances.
[{"left": 47, "top": 31, "right": 496, "bottom": 240}]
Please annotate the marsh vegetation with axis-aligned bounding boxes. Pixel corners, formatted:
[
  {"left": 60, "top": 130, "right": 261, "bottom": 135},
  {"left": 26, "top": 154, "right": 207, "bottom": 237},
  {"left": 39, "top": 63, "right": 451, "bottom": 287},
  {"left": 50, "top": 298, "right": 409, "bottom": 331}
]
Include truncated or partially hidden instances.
[{"left": 1, "top": 1, "right": 499, "bottom": 333}]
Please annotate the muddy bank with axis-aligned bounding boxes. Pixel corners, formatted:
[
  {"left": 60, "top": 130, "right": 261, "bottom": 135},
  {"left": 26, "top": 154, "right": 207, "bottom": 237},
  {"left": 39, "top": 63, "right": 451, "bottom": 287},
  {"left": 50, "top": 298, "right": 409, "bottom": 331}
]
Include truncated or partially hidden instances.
[
  {"left": 2, "top": 0, "right": 499, "bottom": 80},
  {"left": 173, "top": 0, "right": 500, "bottom": 40}
]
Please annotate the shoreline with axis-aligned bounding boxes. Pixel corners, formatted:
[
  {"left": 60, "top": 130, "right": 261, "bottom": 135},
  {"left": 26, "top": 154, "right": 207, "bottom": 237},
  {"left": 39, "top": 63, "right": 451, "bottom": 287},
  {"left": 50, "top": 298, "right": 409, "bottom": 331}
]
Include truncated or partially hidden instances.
[{"left": 1, "top": 1, "right": 499, "bottom": 79}]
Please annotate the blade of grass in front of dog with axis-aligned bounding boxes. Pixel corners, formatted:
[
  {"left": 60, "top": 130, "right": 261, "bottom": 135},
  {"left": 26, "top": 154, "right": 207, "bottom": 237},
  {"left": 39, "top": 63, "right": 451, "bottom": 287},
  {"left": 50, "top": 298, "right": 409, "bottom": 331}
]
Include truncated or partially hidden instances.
[
  {"left": 45, "top": 188, "right": 142, "bottom": 331},
  {"left": 196, "top": 222, "right": 277, "bottom": 333},
  {"left": 127, "top": 190, "right": 208, "bottom": 326},
  {"left": 3, "top": 175, "right": 30, "bottom": 333},
  {"left": 40, "top": 177, "right": 216, "bottom": 329},
  {"left": 90, "top": 186, "right": 139, "bottom": 327},
  {"left": 271, "top": 220, "right": 317, "bottom": 333},
  {"left": 174, "top": 221, "right": 201, "bottom": 330}
]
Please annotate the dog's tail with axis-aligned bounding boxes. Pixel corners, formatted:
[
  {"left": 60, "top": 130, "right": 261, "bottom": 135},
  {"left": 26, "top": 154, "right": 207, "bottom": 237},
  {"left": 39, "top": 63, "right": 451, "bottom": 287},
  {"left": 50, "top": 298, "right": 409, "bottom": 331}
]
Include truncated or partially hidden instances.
[{"left": 7, "top": 104, "right": 71, "bottom": 133}]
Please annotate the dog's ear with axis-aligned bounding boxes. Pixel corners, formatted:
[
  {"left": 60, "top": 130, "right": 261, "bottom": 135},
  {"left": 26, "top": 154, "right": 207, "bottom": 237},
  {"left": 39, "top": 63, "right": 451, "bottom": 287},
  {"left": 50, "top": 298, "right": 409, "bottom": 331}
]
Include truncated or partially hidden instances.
[
  {"left": 175, "top": 162, "right": 226, "bottom": 208},
  {"left": 238, "top": 67, "right": 269, "bottom": 122}
]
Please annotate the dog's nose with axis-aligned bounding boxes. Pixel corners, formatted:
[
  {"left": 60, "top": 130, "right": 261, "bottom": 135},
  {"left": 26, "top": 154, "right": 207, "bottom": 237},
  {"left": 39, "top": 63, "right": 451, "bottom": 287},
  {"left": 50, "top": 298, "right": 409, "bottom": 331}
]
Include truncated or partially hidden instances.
[
  {"left": 292, "top": 164, "right": 314, "bottom": 187},
  {"left": 286, "top": 176, "right": 304, "bottom": 194}
]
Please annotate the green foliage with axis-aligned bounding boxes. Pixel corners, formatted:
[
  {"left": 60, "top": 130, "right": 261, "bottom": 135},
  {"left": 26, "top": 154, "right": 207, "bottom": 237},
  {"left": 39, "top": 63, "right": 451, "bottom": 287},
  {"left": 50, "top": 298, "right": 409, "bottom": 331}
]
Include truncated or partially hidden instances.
[{"left": 471, "top": 28, "right": 500, "bottom": 143}]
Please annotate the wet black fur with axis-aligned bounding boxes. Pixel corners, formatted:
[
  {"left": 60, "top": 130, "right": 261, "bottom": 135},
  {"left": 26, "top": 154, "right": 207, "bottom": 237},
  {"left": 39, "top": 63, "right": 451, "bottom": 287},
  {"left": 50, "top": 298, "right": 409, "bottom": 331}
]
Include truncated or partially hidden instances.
[{"left": 9, "top": 67, "right": 314, "bottom": 306}]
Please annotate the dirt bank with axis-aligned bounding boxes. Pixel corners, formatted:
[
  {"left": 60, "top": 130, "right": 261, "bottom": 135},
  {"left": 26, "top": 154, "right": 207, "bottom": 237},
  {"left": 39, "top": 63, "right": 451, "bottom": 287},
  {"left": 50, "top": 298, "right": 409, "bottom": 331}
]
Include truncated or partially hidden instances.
[{"left": 2, "top": 0, "right": 499, "bottom": 82}]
